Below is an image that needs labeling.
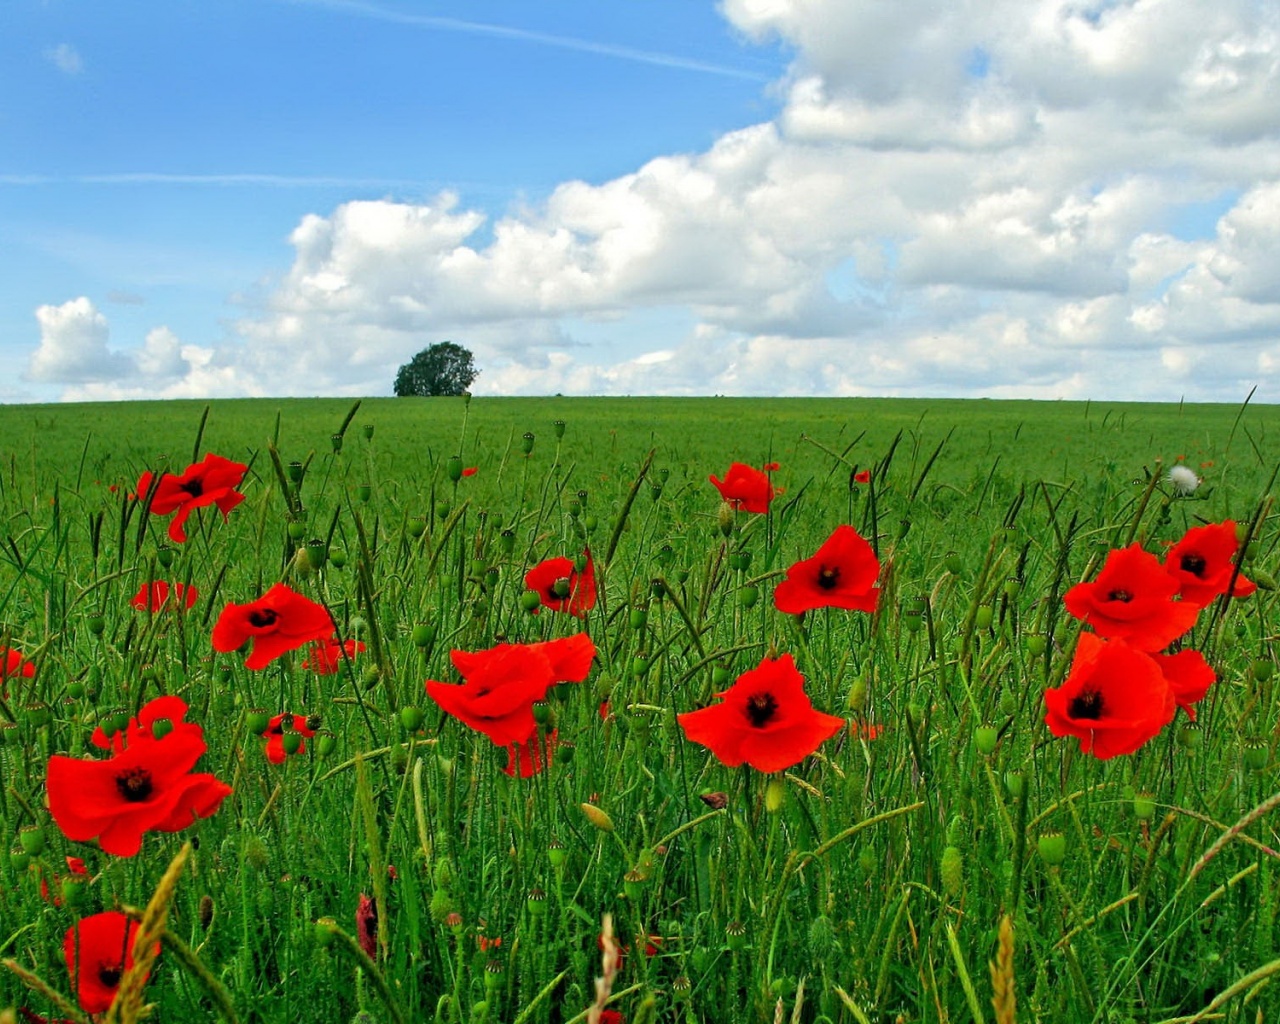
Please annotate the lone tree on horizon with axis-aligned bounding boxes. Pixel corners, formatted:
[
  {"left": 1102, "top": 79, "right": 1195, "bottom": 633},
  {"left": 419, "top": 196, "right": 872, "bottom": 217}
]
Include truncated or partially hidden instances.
[{"left": 393, "top": 341, "right": 479, "bottom": 397}]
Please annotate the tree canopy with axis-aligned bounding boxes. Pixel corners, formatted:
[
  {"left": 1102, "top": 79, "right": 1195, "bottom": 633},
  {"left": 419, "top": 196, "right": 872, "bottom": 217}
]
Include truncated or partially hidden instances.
[{"left": 393, "top": 342, "right": 479, "bottom": 397}]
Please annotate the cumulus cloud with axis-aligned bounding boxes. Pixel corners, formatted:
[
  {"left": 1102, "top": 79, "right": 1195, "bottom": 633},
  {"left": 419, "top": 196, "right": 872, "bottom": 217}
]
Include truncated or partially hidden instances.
[
  {"left": 29, "top": 0, "right": 1280, "bottom": 401},
  {"left": 44, "top": 43, "right": 84, "bottom": 75}
]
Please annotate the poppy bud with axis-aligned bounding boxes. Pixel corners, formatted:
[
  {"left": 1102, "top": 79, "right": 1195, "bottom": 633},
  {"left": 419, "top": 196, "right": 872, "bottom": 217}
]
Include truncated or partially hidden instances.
[
  {"left": 447, "top": 456, "right": 463, "bottom": 482},
  {"left": 555, "top": 742, "right": 575, "bottom": 764},
  {"left": 581, "top": 803, "right": 614, "bottom": 832},
  {"left": 974, "top": 724, "right": 999, "bottom": 756},
  {"left": 521, "top": 432, "right": 535, "bottom": 455},
  {"left": 629, "top": 607, "right": 648, "bottom": 630},
  {"left": 1244, "top": 740, "right": 1269, "bottom": 771},
  {"left": 547, "top": 837, "right": 567, "bottom": 868},
  {"left": 717, "top": 502, "right": 735, "bottom": 537},
  {"left": 199, "top": 894, "right": 215, "bottom": 930},
  {"left": 244, "top": 835, "right": 269, "bottom": 871},
  {"left": 553, "top": 419, "right": 566, "bottom": 439},
  {"left": 999, "top": 689, "right": 1017, "bottom": 716},
  {"left": 400, "top": 706, "right": 426, "bottom": 731},
  {"left": 726, "top": 920, "right": 747, "bottom": 951},
  {"left": 1027, "top": 633, "right": 1047, "bottom": 656},
  {"left": 1132, "top": 793, "right": 1157, "bottom": 820},
  {"left": 1254, "top": 570, "right": 1278, "bottom": 591},
  {"left": 428, "top": 887, "right": 453, "bottom": 923},
  {"left": 288, "top": 460, "right": 304, "bottom": 484},
  {"left": 330, "top": 547, "right": 348, "bottom": 568},
  {"left": 151, "top": 717, "right": 174, "bottom": 740},
  {"left": 897, "top": 518, "right": 911, "bottom": 539},
  {"left": 315, "top": 730, "right": 337, "bottom": 756},
  {"left": 18, "top": 825, "right": 45, "bottom": 856},
  {"left": 87, "top": 613, "right": 105, "bottom": 636},
  {"left": 315, "top": 917, "right": 338, "bottom": 947},
  {"left": 1037, "top": 832, "right": 1067, "bottom": 867},
  {"left": 247, "top": 708, "right": 271, "bottom": 734},
  {"left": 1253, "top": 660, "right": 1274, "bottom": 682},
  {"left": 356, "top": 484, "right": 372, "bottom": 503},
  {"left": 408, "top": 517, "right": 427, "bottom": 539},
  {"left": 940, "top": 845, "right": 964, "bottom": 896},
  {"left": 1005, "top": 771, "right": 1024, "bottom": 798},
  {"left": 23, "top": 702, "right": 49, "bottom": 727},
  {"left": 712, "top": 665, "right": 732, "bottom": 688},
  {"left": 944, "top": 551, "right": 962, "bottom": 575},
  {"left": 699, "top": 791, "right": 728, "bottom": 810},
  {"left": 738, "top": 585, "right": 759, "bottom": 609},
  {"left": 765, "top": 777, "right": 787, "bottom": 813},
  {"left": 67, "top": 680, "right": 85, "bottom": 700},
  {"left": 411, "top": 623, "right": 435, "bottom": 647},
  {"left": 520, "top": 590, "right": 542, "bottom": 614},
  {"left": 330, "top": 433, "right": 343, "bottom": 453},
  {"left": 526, "top": 887, "right": 547, "bottom": 916},
  {"left": 363, "top": 424, "right": 375, "bottom": 440},
  {"left": 9, "top": 847, "right": 29, "bottom": 872},
  {"left": 1178, "top": 722, "right": 1202, "bottom": 750}
]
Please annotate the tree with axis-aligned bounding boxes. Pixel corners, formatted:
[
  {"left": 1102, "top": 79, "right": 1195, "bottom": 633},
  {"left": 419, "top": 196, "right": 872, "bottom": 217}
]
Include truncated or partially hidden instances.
[{"left": 393, "top": 342, "right": 479, "bottom": 397}]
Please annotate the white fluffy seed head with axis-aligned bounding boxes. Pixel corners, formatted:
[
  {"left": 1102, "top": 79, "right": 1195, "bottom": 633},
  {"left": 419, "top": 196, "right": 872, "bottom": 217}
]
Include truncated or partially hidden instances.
[{"left": 1167, "top": 464, "right": 1201, "bottom": 496}]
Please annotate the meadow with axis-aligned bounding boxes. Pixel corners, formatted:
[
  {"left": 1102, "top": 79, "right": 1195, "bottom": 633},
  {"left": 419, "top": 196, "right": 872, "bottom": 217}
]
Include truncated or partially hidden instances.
[{"left": 1, "top": 394, "right": 1279, "bottom": 1024}]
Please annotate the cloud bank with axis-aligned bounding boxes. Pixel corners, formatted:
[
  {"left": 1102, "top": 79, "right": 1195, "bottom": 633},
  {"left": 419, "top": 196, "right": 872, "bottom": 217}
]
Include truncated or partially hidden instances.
[{"left": 30, "top": 0, "right": 1280, "bottom": 401}]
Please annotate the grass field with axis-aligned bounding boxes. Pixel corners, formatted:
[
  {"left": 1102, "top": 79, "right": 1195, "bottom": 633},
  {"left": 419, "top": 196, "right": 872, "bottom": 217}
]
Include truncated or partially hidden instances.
[{"left": 2, "top": 394, "right": 1280, "bottom": 1024}]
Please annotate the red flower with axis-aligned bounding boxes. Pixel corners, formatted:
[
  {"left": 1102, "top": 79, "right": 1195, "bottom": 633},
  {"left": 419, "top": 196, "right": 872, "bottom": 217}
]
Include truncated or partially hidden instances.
[
  {"left": 773, "top": 524, "right": 880, "bottom": 615},
  {"left": 64, "top": 910, "right": 160, "bottom": 1014},
  {"left": 504, "top": 730, "right": 558, "bottom": 778},
  {"left": 356, "top": 893, "right": 378, "bottom": 960},
  {"left": 262, "top": 713, "right": 316, "bottom": 764},
  {"left": 524, "top": 551, "right": 597, "bottom": 617},
  {"left": 1164, "top": 521, "right": 1256, "bottom": 608},
  {"left": 1, "top": 647, "right": 35, "bottom": 688},
  {"left": 854, "top": 469, "right": 871, "bottom": 484},
  {"left": 1151, "top": 649, "right": 1217, "bottom": 720},
  {"left": 1063, "top": 544, "right": 1199, "bottom": 651},
  {"left": 427, "top": 634, "right": 596, "bottom": 747},
  {"left": 130, "top": 580, "right": 198, "bottom": 612},
  {"left": 677, "top": 654, "right": 845, "bottom": 773},
  {"left": 47, "top": 727, "right": 231, "bottom": 857},
  {"left": 462, "top": 466, "right": 478, "bottom": 477},
  {"left": 709, "top": 462, "right": 775, "bottom": 514},
  {"left": 137, "top": 452, "right": 247, "bottom": 544},
  {"left": 302, "top": 636, "right": 366, "bottom": 674},
  {"left": 211, "top": 583, "right": 334, "bottom": 670},
  {"left": 763, "top": 461, "right": 781, "bottom": 472},
  {"left": 1043, "top": 633, "right": 1175, "bottom": 759},
  {"left": 91, "top": 695, "right": 201, "bottom": 754},
  {"left": 599, "top": 1011, "right": 623, "bottom": 1024}
]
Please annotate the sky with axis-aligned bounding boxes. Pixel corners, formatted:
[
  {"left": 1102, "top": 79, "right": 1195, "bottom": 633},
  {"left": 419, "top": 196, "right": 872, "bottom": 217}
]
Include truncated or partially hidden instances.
[{"left": 4, "top": 0, "right": 1280, "bottom": 404}]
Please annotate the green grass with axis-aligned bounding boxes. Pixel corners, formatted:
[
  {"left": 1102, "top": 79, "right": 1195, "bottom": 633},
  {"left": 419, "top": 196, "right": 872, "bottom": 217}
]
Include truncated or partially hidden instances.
[{"left": 2, "top": 394, "right": 1280, "bottom": 1024}]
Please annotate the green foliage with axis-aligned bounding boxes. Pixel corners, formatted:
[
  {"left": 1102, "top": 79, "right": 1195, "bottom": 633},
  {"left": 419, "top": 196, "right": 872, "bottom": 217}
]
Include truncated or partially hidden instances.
[
  {"left": 1, "top": 395, "right": 1279, "bottom": 1023},
  {"left": 393, "top": 341, "right": 478, "bottom": 397}
]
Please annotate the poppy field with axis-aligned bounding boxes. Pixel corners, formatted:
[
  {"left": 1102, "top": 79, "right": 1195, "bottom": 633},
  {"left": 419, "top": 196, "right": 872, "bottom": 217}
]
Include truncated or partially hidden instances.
[{"left": 2, "top": 394, "right": 1280, "bottom": 1024}]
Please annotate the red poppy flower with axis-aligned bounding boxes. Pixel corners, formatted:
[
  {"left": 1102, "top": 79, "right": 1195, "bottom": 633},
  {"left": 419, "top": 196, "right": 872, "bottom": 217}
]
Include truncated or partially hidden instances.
[
  {"left": 504, "top": 730, "right": 558, "bottom": 778},
  {"left": 1, "top": 647, "right": 35, "bottom": 688},
  {"left": 599, "top": 1011, "right": 623, "bottom": 1024},
  {"left": 130, "top": 580, "right": 198, "bottom": 612},
  {"left": 357, "top": 893, "right": 378, "bottom": 960},
  {"left": 462, "top": 466, "right": 478, "bottom": 477},
  {"left": 91, "top": 695, "right": 201, "bottom": 754},
  {"left": 854, "top": 469, "right": 871, "bottom": 484},
  {"left": 64, "top": 910, "right": 160, "bottom": 1014},
  {"left": 1151, "top": 649, "right": 1217, "bottom": 720},
  {"left": 428, "top": 634, "right": 596, "bottom": 747},
  {"left": 137, "top": 452, "right": 247, "bottom": 544},
  {"left": 524, "top": 551, "right": 597, "bottom": 617},
  {"left": 212, "top": 583, "right": 334, "bottom": 670},
  {"left": 301, "top": 636, "right": 366, "bottom": 674},
  {"left": 763, "top": 461, "right": 780, "bottom": 472},
  {"left": 677, "top": 654, "right": 845, "bottom": 773},
  {"left": 1043, "top": 634, "right": 1175, "bottom": 759},
  {"left": 709, "top": 462, "right": 774, "bottom": 514},
  {"left": 1164, "top": 521, "right": 1256, "bottom": 608},
  {"left": 262, "top": 713, "right": 316, "bottom": 764},
  {"left": 1063, "top": 544, "right": 1199, "bottom": 651},
  {"left": 47, "top": 728, "right": 231, "bottom": 857},
  {"left": 773, "top": 524, "right": 881, "bottom": 615}
]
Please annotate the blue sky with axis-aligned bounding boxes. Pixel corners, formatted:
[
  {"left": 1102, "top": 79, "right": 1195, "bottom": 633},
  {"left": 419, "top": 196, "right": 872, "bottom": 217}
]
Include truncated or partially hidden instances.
[{"left": 6, "top": 0, "right": 1280, "bottom": 402}]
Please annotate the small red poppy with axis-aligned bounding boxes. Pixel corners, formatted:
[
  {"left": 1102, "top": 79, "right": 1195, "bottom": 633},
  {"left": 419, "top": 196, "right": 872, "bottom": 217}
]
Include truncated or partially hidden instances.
[
  {"left": 357, "top": 893, "right": 378, "bottom": 960},
  {"left": 524, "top": 551, "right": 597, "bottom": 617},
  {"left": 91, "top": 695, "right": 201, "bottom": 754},
  {"left": 854, "top": 469, "right": 871, "bottom": 484},
  {"left": 64, "top": 910, "right": 160, "bottom": 1014},
  {"left": 1151, "top": 648, "right": 1217, "bottom": 719},
  {"left": 1164, "top": 521, "right": 1256, "bottom": 608},
  {"left": 677, "top": 653, "right": 845, "bottom": 773},
  {"left": 709, "top": 462, "right": 774, "bottom": 514},
  {"left": 599, "top": 1010, "right": 623, "bottom": 1024},
  {"left": 302, "top": 637, "right": 366, "bottom": 674},
  {"left": 503, "top": 729, "right": 558, "bottom": 778},
  {"left": 1063, "top": 544, "right": 1199, "bottom": 651},
  {"left": 1, "top": 647, "right": 35, "bottom": 687},
  {"left": 774, "top": 524, "right": 880, "bottom": 615},
  {"left": 1043, "top": 633, "right": 1175, "bottom": 759},
  {"left": 211, "top": 583, "right": 335, "bottom": 670},
  {"left": 137, "top": 452, "right": 247, "bottom": 544},
  {"left": 763, "top": 461, "right": 781, "bottom": 472},
  {"left": 462, "top": 466, "right": 478, "bottom": 477},
  {"left": 130, "top": 580, "right": 198, "bottom": 612},
  {"left": 47, "top": 727, "right": 231, "bottom": 857},
  {"left": 262, "top": 713, "right": 316, "bottom": 764}
]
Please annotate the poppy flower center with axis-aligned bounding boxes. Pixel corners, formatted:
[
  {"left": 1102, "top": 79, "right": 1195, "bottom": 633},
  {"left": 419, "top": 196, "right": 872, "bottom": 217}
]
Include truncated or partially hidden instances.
[
  {"left": 179, "top": 478, "right": 204, "bottom": 498},
  {"left": 1106, "top": 589, "right": 1132, "bottom": 603},
  {"left": 97, "top": 964, "right": 123, "bottom": 988},
  {"left": 115, "top": 767, "right": 154, "bottom": 802},
  {"left": 816, "top": 566, "right": 840, "bottom": 590},
  {"left": 1068, "top": 690, "right": 1105, "bottom": 720},
  {"left": 744, "top": 691, "right": 779, "bottom": 728},
  {"left": 248, "top": 608, "right": 279, "bottom": 629},
  {"left": 1180, "top": 553, "right": 1207, "bottom": 578}
]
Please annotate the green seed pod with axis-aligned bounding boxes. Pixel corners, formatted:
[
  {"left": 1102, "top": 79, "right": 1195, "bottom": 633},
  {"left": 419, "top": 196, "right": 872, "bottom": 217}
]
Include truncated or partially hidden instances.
[
  {"left": 287, "top": 460, "right": 304, "bottom": 484},
  {"left": 623, "top": 868, "right": 646, "bottom": 900},
  {"left": 18, "top": 826, "right": 45, "bottom": 856},
  {"left": 447, "top": 455, "right": 463, "bottom": 483},
  {"left": 520, "top": 590, "right": 542, "bottom": 613},
  {"left": 288, "top": 520, "right": 307, "bottom": 541},
  {"left": 151, "top": 717, "right": 174, "bottom": 740},
  {"left": 1005, "top": 771, "right": 1024, "bottom": 798},
  {"left": 67, "top": 680, "right": 85, "bottom": 700},
  {"left": 631, "top": 655, "right": 650, "bottom": 677},
  {"left": 1026, "top": 634, "right": 1047, "bottom": 656},
  {"left": 305, "top": 539, "right": 327, "bottom": 570},
  {"left": 9, "top": 847, "right": 30, "bottom": 872},
  {"left": 1132, "top": 793, "right": 1157, "bottom": 820},
  {"left": 330, "top": 433, "right": 343, "bottom": 453},
  {"left": 531, "top": 701, "right": 553, "bottom": 727},
  {"left": 1253, "top": 660, "right": 1274, "bottom": 682},
  {"left": 738, "top": 585, "right": 759, "bottom": 609},
  {"left": 400, "top": 706, "right": 426, "bottom": 731},
  {"left": 1004, "top": 577, "right": 1021, "bottom": 598},
  {"left": 87, "top": 613, "right": 106, "bottom": 636},
  {"left": 1244, "top": 741, "right": 1269, "bottom": 771},
  {"left": 329, "top": 547, "right": 348, "bottom": 568},
  {"left": 315, "top": 730, "right": 337, "bottom": 756},
  {"left": 975, "top": 605, "right": 994, "bottom": 630},
  {"left": 547, "top": 837, "right": 567, "bottom": 869},
  {"left": 60, "top": 874, "right": 87, "bottom": 909},
  {"left": 363, "top": 423, "right": 375, "bottom": 440},
  {"left": 246, "top": 708, "right": 271, "bottom": 735},
  {"left": 1178, "top": 722, "right": 1202, "bottom": 750},
  {"left": 521, "top": 431, "right": 535, "bottom": 455},
  {"left": 944, "top": 551, "right": 962, "bottom": 574},
  {"left": 554, "top": 742, "right": 575, "bottom": 765},
  {"left": 629, "top": 607, "right": 648, "bottom": 630},
  {"left": 712, "top": 665, "right": 732, "bottom": 688},
  {"left": 315, "top": 917, "right": 338, "bottom": 947},
  {"left": 356, "top": 485, "right": 372, "bottom": 503},
  {"left": 940, "top": 846, "right": 964, "bottom": 897},
  {"left": 526, "top": 887, "right": 547, "bottom": 916},
  {"left": 554, "top": 419, "right": 566, "bottom": 439},
  {"left": 23, "top": 702, "right": 49, "bottom": 727},
  {"left": 726, "top": 920, "right": 747, "bottom": 951},
  {"left": 974, "top": 724, "right": 999, "bottom": 756},
  {"left": 411, "top": 623, "right": 435, "bottom": 647},
  {"left": 1037, "top": 831, "right": 1067, "bottom": 867},
  {"left": 407, "top": 517, "right": 427, "bottom": 539}
]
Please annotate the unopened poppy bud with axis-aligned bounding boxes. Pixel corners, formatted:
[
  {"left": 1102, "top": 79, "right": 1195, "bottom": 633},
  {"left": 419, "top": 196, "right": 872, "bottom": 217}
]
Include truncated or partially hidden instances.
[
  {"left": 765, "top": 777, "right": 787, "bottom": 813},
  {"left": 526, "top": 887, "right": 547, "bottom": 916},
  {"left": 315, "top": 730, "right": 337, "bottom": 756},
  {"left": 555, "top": 742, "right": 575, "bottom": 764},
  {"left": 1027, "top": 633, "right": 1047, "bottom": 656},
  {"left": 738, "top": 585, "right": 759, "bottom": 609},
  {"left": 428, "top": 887, "right": 453, "bottom": 923},
  {"left": 356, "top": 484, "right": 372, "bottom": 503},
  {"left": 280, "top": 730, "right": 303, "bottom": 756},
  {"left": 1037, "top": 831, "right": 1067, "bottom": 867},
  {"left": 411, "top": 623, "right": 435, "bottom": 647},
  {"left": 1004, "top": 577, "right": 1021, "bottom": 598},
  {"left": 974, "top": 725, "right": 999, "bottom": 756},
  {"left": 846, "top": 673, "right": 868, "bottom": 713},
  {"left": 447, "top": 456, "right": 463, "bottom": 482},
  {"left": 408, "top": 517, "right": 427, "bottom": 539},
  {"left": 247, "top": 708, "right": 271, "bottom": 734},
  {"left": 717, "top": 502, "right": 735, "bottom": 537},
  {"left": 87, "top": 613, "right": 106, "bottom": 636},
  {"left": 712, "top": 665, "right": 732, "bottom": 688},
  {"left": 897, "top": 518, "right": 911, "bottom": 539},
  {"left": 553, "top": 419, "right": 566, "bottom": 439},
  {"left": 400, "top": 706, "right": 426, "bottom": 731},
  {"left": 629, "top": 607, "right": 648, "bottom": 630},
  {"left": 521, "top": 431, "right": 535, "bottom": 455},
  {"left": 584, "top": 513, "right": 598, "bottom": 532},
  {"left": 1253, "top": 660, "right": 1274, "bottom": 682},
  {"left": 315, "top": 916, "right": 338, "bottom": 947},
  {"left": 1244, "top": 740, "right": 1269, "bottom": 771},
  {"left": 330, "top": 433, "right": 343, "bottom": 453},
  {"left": 23, "top": 702, "right": 49, "bottom": 727},
  {"left": 944, "top": 551, "right": 962, "bottom": 575},
  {"left": 1005, "top": 771, "right": 1024, "bottom": 798},
  {"left": 288, "top": 460, "right": 304, "bottom": 484},
  {"left": 1254, "top": 570, "right": 1278, "bottom": 591},
  {"left": 999, "top": 689, "right": 1017, "bottom": 716},
  {"left": 18, "top": 825, "right": 45, "bottom": 856},
  {"left": 1178, "top": 722, "right": 1202, "bottom": 750},
  {"left": 520, "top": 590, "right": 542, "bottom": 613},
  {"left": 363, "top": 664, "right": 381, "bottom": 689},
  {"left": 726, "top": 920, "right": 748, "bottom": 951},
  {"left": 547, "top": 837, "right": 567, "bottom": 868},
  {"left": 940, "top": 845, "right": 964, "bottom": 896},
  {"left": 151, "top": 717, "right": 174, "bottom": 740},
  {"left": 581, "top": 803, "right": 614, "bottom": 832},
  {"left": 329, "top": 547, "right": 347, "bottom": 568},
  {"left": 9, "top": 847, "right": 30, "bottom": 872},
  {"left": 363, "top": 423, "right": 374, "bottom": 440},
  {"left": 1132, "top": 793, "right": 1157, "bottom": 820},
  {"left": 975, "top": 605, "right": 994, "bottom": 630}
]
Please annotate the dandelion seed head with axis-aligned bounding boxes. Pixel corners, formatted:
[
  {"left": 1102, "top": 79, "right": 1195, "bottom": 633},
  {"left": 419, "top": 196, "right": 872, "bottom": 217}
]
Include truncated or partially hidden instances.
[{"left": 1167, "top": 464, "right": 1200, "bottom": 496}]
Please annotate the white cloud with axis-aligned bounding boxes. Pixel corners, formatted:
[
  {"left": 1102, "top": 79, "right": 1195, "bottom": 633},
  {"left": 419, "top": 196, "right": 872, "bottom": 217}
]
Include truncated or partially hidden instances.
[
  {"left": 43, "top": 43, "right": 83, "bottom": 75},
  {"left": 28, "top": 298, "right": 128, "bottom": 382},
  {"left": 28, "top": 0, "right": 1280, "bottom": 401}
]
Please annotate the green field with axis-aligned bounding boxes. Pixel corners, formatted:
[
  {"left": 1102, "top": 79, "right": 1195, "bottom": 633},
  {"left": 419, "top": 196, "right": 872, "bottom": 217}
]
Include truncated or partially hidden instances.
[{"left": 2, "top": 395, "right": 1280, "bottom": 1024}]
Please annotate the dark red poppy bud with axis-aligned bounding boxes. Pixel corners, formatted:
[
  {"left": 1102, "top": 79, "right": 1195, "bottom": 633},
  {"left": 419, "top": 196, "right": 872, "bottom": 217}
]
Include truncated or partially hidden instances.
[
  {"left": 199, "top": 894, "right": 215, "bottom": 930},
  {"left": 699, "top": 790, "right": 729, "bottom": 809}
]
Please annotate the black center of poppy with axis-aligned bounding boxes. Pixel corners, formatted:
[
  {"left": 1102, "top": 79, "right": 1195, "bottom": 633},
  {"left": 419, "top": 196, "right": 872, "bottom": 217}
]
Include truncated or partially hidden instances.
[
  {"left": 115, "top": 767, "right": 154, "bottom": 802},
  {"left": 1106, "top": 589, "right": 1132, "bottom": 603},
  {"left": 98, "top": 964, "right": 123, "bottom": 988},
  {"left": 816, "top": 566, "right": 840, "bottom": 590},
  {"left": 1068, "top": 690, "right": 1105, "bottom": 720},
  {"left": 745, "top": 692, "right": 778, "bottom": 728},
  {"left": 1180, "top": 553, "right": 1207, "bottom": 578},
  {"left": 179, "top": 478, "right": 204, "bottom": 498},
  {"left": 248, "top": 608, "right": 279, "bottom": 628}
]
